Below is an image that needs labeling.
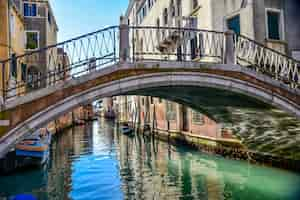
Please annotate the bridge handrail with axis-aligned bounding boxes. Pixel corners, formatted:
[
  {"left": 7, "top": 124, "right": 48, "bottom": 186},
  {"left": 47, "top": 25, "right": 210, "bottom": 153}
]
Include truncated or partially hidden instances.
[
  {"left": 0, "top": 26, "right": 119, "bottom": 64},
  {"left": 129, "top": 25, "right": 225, "bottom": 34},
  {"left": 129, "top": 25, "right": 226, "bottom": 63},
  {"left": 0, "top": 25, "right": 299, "bottom": 102},
  {"left": 236, "top": 34, "right": 300, "bottom": 66},
  {"left": 235, "top": 34, "right": 300, "bottom": 87}
]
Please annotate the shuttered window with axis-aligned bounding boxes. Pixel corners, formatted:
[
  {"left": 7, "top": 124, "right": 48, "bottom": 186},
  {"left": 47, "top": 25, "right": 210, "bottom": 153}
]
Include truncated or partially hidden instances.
[
  {"left": 227, "top": 15, "right": 241, "bottom": 35},
  {"left": 267, "top": 11, "right": 280, "bottom": 40},
  {"left": 24, "top": 3, "right": 37, "bottom": 17}
]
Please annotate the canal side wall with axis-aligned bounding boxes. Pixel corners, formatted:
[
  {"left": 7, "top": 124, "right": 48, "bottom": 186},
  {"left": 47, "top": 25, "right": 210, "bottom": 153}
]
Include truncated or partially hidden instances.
[
  {"left": 132, "top": 124, "right": 300, "bottom": 172},
  {"left": 47, "top": 104, "right": 94, "bottom": 134},
  {"left": 0, "top": 105, "right": 94, "bottom": 174},
  {"left": 115, "top": 93, "right": 300, "bottom": 172}
]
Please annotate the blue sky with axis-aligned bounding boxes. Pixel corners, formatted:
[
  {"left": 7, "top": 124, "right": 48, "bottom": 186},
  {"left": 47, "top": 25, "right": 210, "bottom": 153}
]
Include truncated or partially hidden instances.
[{"left": 50, "top": 0, "right": 129, "bottom": 42}]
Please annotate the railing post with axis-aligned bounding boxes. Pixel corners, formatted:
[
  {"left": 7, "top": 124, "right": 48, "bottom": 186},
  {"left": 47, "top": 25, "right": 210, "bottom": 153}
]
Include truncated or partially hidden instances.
[
  {"left": 119, "top": 16, "right": 130, "bottom": 63},
  {"left": 223, "top": 30, "right": 236, "bottom": 65}
]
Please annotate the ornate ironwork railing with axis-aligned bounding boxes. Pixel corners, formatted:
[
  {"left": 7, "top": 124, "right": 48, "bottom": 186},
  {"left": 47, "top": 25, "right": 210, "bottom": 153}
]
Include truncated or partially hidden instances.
[
  {"left": 0, "top": 25, "right": 298, "bottom": 103},
  {"left": 130, "top": 26, "right": 225, "bottom": 63},
  {"left": 0, "top": 26, "right": 119, "bottom": 101},
  {"left": 235, "top": 35, "right": 300, "bottom": 88}
]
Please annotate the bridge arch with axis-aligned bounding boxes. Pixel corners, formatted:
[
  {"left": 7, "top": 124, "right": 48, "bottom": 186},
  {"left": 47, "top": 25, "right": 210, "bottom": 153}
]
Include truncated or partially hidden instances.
[{"left": 1, "top": 61, "right": 299, "bottom": 157}]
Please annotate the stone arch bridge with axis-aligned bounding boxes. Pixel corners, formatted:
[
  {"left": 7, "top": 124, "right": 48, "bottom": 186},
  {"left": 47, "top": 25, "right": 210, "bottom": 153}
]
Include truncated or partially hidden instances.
[{"left": 0, "top": 24, "right": 299, "bottom": 157}]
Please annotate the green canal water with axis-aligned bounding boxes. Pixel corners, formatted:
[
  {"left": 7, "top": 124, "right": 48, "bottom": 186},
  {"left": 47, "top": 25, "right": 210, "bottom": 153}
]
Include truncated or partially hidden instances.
[{"left": 0, "top": 119, "right": 300, "bottom": 200}]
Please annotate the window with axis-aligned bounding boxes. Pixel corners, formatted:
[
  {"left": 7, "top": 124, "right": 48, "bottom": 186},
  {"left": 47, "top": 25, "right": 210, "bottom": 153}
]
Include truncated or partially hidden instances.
[
  {"left": 192, "top": 111, "right": 204, "bottom": 125},
  {"left": 266, "top": 10, "right": 281, "bottom": 40},
  {"left": 156, "top": 18, "right": 160, "bottom": 40},
  {"left": 10, "top": 13, "right": 15, "bottom": 38},
  {"left": 48, "top": 11, "right": 51, "bottom": 24},
  {"left": 191, "top": 37, "right": 198, "bottom": 59},
  {"left": 24, "top": 3, "right": 37, "bottom": 17},
  {"left": 192, "top": 0, "right": 198, "bottom": 9},
  {"left": 163, "top": 8, "right": 168, "bottom": 25},
  {"left": 176, "top": 0, "right": 182, "bottom": 16},
  {"left": 170, "top": 0, "right": 176, "bottom": 17},
  {"left": 148, "top": 0, "right": 153, "bottom": 9},
  {"left": 227, "top": 15, "right": 240, "bottom": 35},
  {"left": 25, "top": 31, "right": 39, "bottom": 50},
  {"left": 137, "top": 3, "right": 148, "bottom": 24},
  {"left": 142, "top": 6, "right": 147, "bottom": 17},
  {"left": 142, "top": 98, "right": 145, "bottom": 106}
]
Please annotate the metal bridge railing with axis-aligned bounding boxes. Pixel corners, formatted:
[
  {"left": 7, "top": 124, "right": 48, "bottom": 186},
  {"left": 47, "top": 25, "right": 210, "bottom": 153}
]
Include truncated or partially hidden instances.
[
  {"left": 235, "top": 35, "right": 300, "bottom": 88},
  {"left": 0, "top": 26, "right": 119, "bottom": 102},
  {"left": 129, "top": 26, "right": 225, "bottom": 63},
  {"left": 0, "top": 25, "right": 299, "bottom": 104}
]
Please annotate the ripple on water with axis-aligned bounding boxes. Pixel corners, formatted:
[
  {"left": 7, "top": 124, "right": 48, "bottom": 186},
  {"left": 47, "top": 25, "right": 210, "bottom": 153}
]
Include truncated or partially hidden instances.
[{"left": 1, "top": 121, "right": 300, "bottom": 200}]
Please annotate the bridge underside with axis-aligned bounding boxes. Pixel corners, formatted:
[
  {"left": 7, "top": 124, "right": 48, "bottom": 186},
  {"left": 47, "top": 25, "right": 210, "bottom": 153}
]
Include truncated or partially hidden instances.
[
  {"left": 130, "top": 86, "right": 300, "bottom": 158},
  {"left": 0, "top": 61, "right": 299, "bottom": 158}
]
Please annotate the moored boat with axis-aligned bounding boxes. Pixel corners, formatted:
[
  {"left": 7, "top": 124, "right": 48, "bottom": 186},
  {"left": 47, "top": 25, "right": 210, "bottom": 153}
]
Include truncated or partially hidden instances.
[
  {"left": 121, "top": 123, "right": 134, "bottom": 136},
  {"left": 16, "top": 128, "right": 52, "bottom": 167}
]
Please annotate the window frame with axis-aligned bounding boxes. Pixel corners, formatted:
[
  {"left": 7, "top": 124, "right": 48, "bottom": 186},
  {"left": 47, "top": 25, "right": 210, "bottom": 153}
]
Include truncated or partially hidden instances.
[
  {"left": 227, "top": 14, "right": 241, "bottom": 35},
  {"left": 265, "top": 8, "right": 285, "bottom": 41},
  {"left": 163, "top": 8, "right": 168, "bottom": 25},
  {"left": 23, "top": 2, "right": 37, "bottom": 17},
  {"left": 192, "top": 111, "right": 204, "bottom": 125},
  {"left": 10, "top": 12, "right": 15, "bottom": 39},
  {"left": 25, "top": 30, "right": 40, "bottom": 51},
  {"left": 166, "top": 101, "right": 176, "bottom": 121}
]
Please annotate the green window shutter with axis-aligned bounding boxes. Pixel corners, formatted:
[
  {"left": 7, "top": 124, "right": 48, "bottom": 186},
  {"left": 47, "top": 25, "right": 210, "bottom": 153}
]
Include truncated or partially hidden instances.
[
  {"left": 267, "top": 11, "right": 280, "bottom": 40},
  {"left": 227, "top": 15, "right": 241, "bottom": 35}
]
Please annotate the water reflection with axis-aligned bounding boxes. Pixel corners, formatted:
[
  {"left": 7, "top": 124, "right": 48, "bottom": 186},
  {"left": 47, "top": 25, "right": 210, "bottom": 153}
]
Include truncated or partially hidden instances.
[{"left": 0, "top": 120, "right": 300, "bottom": 200}]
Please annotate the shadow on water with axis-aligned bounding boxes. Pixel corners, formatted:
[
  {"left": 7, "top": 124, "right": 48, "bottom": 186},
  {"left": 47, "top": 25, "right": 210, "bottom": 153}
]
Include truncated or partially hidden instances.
[{"left": 0, "top": 119, "right": 300, "bottom": 200}]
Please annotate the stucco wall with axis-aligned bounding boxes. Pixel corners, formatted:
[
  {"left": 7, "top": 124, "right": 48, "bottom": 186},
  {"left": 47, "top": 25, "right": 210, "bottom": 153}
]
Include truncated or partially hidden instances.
[{"left": 0, "top": 0, "right": 9, "bottom": 62}]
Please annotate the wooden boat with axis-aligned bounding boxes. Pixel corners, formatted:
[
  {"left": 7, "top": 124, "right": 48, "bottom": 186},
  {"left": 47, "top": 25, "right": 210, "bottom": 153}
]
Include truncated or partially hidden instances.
[
  {"left": 121, "top": 123, "right": 134, "bottom": 136},
  {"left": 15, "top": 128, "right": 52, "bottom": 167}
]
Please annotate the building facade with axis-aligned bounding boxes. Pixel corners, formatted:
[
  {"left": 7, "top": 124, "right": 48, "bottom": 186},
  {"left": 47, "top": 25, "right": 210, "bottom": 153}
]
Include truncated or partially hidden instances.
[
  {"left": 23, "top": 0, "right": 59, "bottom": 88},
  {"left": 128, "top": 0, "right": 300, "bottom": 57},
  {"left": 112, "top": 0, "right": 300, "bottom": 142},
  {"left": 0, "top": 0, "right": 59, "bottom": 98},
  {"left": 0, "top": 0, "right": 26, "bottom": 98}
]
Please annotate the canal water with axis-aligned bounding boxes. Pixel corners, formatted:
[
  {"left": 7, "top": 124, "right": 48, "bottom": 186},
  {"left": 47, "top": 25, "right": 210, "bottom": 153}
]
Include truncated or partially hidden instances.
[{"left": 1, "top": 119, "right": 300, "bottom": 200}]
